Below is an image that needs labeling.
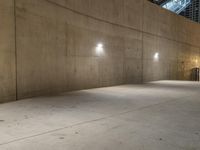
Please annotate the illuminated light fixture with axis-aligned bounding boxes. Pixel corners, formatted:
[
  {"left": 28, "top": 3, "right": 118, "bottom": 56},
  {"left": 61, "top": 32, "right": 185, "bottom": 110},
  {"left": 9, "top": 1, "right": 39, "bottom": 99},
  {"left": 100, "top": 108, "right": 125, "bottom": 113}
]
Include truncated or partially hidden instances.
[
  {"left": 195, "top": 59, "right": 199, "bottom": 67},
  {"left": 97, "top": 43, "right": 103, "bottom": 48},
  {"left": 95, "top": 43, "right": 104, "bottom": 56},
  {"left": 154, "top": 52, "right": 159, "bottom": 61}
]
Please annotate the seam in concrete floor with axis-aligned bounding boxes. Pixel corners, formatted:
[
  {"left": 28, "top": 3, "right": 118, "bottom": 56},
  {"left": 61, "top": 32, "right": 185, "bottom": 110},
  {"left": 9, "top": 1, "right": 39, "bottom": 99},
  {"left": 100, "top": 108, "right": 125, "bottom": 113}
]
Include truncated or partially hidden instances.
[{"left": 0, "top": 92, "right": 195, "bottom": 147}]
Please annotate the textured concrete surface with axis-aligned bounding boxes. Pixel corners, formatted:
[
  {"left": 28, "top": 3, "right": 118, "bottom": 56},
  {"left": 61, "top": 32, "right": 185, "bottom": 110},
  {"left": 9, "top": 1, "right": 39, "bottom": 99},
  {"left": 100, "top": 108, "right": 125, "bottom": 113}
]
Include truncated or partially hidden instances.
[
  {"left": 15, "top": 0, "right": 143, "bottom": 99},
  {"left": 14, "top": 0, "right": 200, "bottom": 100},
  {"left": 0, "top": 80, "right": 200, "bottom": 150},
  {"left": 1, "top": 0, "right": 200, "bottom": 102},
  {"left": 0, "top": 0, "right": 16, "bottom": 102}
]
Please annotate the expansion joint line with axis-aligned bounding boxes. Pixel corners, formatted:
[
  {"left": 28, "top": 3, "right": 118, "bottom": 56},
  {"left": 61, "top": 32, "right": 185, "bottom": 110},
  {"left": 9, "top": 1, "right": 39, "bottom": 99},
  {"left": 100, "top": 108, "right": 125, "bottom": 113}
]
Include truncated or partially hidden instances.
[
  {"left": 0, "top": 92, "right": 195, "bottom": 146},
  {"left": 14, "top": 0, "right": 18, "bottom": 100},
  {"left": 45, "top": 0, "right": 200, "bottom": 48}
]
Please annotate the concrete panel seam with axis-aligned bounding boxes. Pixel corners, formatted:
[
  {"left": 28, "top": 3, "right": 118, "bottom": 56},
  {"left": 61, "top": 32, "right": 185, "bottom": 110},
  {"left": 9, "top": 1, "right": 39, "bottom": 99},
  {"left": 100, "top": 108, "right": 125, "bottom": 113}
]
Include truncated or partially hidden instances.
[
  {"left": 14, "top": 0, "right": 18, "bottom": 100},
  {"left": 46, "top": 0, "right": 200, "bottom": 48},
  {"left": 0, "top": 91, "right": 194, "bottom": 146}
]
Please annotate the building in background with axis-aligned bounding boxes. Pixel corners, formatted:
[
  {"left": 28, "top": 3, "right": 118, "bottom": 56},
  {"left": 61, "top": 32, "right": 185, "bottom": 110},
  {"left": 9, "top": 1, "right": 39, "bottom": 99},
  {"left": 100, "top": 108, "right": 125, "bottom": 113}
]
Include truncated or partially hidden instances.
[
  {"left": 149, "top": 0, "right": 200, "bottom": 23},
  {"left": 180, "top": 0, "right": 200, "bottom": 23}
]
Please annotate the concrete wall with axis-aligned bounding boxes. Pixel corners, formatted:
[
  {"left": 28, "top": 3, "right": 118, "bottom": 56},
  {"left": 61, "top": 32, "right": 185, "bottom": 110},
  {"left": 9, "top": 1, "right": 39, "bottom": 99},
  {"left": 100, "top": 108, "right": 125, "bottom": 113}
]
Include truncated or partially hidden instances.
[
  {"left": 143, "top": 1, "right": 200, "bottom": 82},
  {"left": 0, "top": 0, "right": 200, "bottom": 102},
  {"left": 0, "top": 0, "right": 16, "bottom": 102},
  {"left": 15, "top": 0, "right": 143, "bottom": 99}
]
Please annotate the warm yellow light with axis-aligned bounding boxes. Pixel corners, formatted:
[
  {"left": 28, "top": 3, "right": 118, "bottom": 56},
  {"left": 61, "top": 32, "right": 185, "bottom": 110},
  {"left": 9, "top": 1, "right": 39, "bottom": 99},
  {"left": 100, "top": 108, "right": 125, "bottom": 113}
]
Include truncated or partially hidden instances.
[{"left": 195, "top": 59, "right": 199, "bottom": 67}]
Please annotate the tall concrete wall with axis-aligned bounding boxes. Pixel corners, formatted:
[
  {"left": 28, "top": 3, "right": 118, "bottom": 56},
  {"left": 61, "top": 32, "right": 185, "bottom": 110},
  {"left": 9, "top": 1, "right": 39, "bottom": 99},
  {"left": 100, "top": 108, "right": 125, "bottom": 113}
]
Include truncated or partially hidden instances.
[
  {"left": 0, "top": 0, "right": 200, "bottom": 102},
  {"left": 0, "top": 0, "right": 16, "bottom": 102},
  {"left": 143, "top": 1, "right": 200, "bottom": 82},
  {"left": 15, "top": 0, "right": 143, "bottom": 99}
]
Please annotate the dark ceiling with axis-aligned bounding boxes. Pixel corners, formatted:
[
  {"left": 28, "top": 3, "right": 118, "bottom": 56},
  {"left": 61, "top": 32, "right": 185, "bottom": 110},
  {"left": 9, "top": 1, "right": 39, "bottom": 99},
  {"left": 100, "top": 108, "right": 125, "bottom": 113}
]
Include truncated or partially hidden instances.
[{"left": 149, "top": 0, "right": 169, "bottom": 5}]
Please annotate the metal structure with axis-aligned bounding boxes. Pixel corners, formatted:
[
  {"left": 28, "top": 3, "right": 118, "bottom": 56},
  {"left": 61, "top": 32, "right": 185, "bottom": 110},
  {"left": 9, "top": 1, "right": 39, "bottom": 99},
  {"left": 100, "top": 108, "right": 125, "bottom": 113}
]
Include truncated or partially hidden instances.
[
  {"left": 192, "top": 68, "right": 200, "bottom": 81},
  {"left": 149, "top": 0, "right": 200, "bottom": 23},
  {"left": 161, "top": 0, "right": 192, "bottom": 14},
  {"left": 180, "top": 0, "right": 200, "bottom": 22}
]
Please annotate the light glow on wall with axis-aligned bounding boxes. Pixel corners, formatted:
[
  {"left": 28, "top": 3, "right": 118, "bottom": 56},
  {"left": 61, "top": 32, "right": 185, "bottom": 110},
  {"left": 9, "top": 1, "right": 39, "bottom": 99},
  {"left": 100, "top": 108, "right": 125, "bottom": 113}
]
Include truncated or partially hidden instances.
[
  {"left": 154, "top": 52, "right": 159, "bottom": 61},
  {"left": 95, "top": 43, "right": 104, "bottom": 56},
  {"left": 195, "top": 59, "right": 199, "bottom": 67}
]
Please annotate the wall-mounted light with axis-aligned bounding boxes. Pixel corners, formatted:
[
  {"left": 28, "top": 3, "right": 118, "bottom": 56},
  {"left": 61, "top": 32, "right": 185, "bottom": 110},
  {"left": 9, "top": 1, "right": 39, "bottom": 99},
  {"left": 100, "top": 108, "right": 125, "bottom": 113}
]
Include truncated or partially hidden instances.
[
  {"left": 195, "top": 59, "right": 199, "bottom": 67},
  {"left": 154, "top": 52, "right": 159, "bottom": 61},
  {"left": 95, "top": 43, "right": 104, "bottom": 56}
]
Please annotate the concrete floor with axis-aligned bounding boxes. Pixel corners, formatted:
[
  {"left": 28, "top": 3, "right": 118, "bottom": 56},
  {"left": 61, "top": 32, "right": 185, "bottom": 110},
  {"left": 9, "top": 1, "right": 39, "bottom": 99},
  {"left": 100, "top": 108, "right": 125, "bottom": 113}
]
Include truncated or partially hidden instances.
[{"left": 0, "top": 80, "right": 200, "bottom": 150}]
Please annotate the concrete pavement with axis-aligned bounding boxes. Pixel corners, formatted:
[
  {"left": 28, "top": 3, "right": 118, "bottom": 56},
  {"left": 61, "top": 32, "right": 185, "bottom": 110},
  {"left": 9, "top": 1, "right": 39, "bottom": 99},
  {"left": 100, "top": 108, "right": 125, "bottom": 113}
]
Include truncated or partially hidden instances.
[{"left": 0, "top": 80, "right": 200, "bottom": 150}]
